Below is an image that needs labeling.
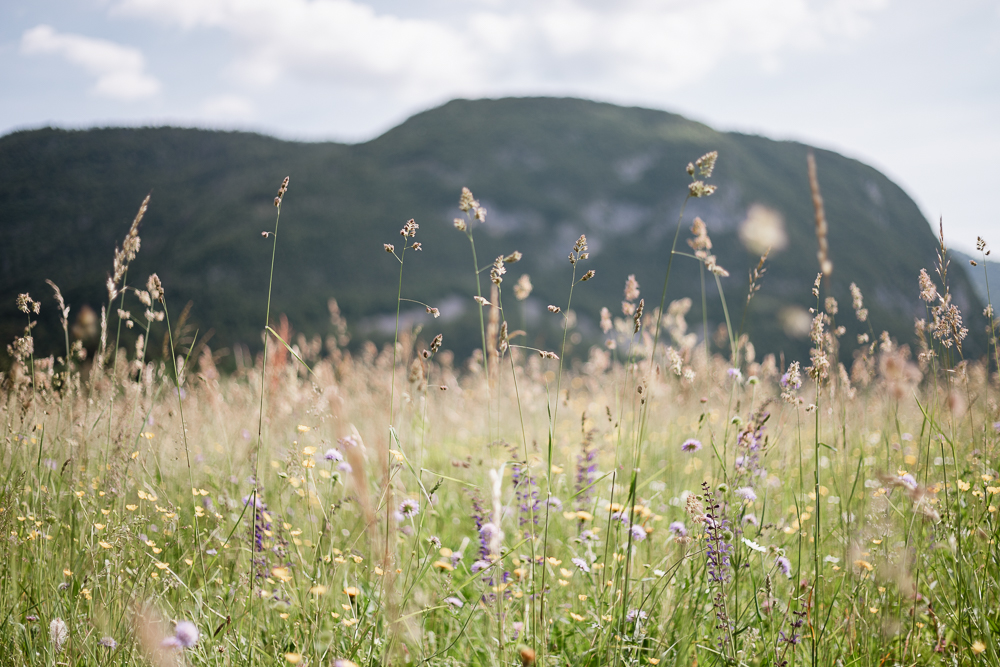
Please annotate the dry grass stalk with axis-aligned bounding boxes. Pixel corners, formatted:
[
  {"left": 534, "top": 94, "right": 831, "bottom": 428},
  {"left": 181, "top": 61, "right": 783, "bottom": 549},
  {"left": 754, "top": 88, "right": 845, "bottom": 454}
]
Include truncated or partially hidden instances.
[{"left": 807, "top": 151, "right": 833, "bottom": 277}]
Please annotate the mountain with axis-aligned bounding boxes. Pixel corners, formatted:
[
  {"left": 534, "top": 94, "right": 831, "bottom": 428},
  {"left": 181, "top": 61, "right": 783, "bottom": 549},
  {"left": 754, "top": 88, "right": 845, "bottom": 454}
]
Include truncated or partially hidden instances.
[
  {"left": 953, "top": 249, "right": 1000, "bottom": 310},
  {"left": 0, "top": 97, "right": 987, "bottom": 367}
]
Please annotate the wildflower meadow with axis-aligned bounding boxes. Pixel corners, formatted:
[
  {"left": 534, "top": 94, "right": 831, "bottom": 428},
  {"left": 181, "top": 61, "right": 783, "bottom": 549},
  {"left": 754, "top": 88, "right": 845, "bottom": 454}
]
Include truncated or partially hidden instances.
[{"left": 2, "top": 151, "right": 999, "bottom": 667}]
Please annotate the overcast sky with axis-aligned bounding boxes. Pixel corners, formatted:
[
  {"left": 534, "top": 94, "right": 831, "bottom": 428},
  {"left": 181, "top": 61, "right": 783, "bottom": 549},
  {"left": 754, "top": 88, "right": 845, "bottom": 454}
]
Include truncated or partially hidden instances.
[{"left": 2, "top": 0, "right": 998, "bottom": 254}]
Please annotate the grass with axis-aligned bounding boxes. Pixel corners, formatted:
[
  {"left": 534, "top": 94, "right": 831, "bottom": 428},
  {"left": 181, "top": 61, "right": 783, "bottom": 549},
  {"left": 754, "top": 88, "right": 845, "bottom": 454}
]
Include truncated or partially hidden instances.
[{"left": 0, "top": 152, "right": 998, "bottom": 667}]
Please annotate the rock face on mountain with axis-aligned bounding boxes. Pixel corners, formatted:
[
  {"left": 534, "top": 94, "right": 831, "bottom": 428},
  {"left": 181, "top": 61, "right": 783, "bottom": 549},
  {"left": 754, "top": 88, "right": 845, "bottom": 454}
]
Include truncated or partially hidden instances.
[{"left": 0, "top": 97, "right": 986, "bottom": 365}]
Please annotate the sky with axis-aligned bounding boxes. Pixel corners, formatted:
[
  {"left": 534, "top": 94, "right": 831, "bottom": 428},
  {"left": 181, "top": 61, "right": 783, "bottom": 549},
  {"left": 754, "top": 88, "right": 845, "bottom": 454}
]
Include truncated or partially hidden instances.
[{"left": 2, "top": 0, "right": 998, "bottom": 254}]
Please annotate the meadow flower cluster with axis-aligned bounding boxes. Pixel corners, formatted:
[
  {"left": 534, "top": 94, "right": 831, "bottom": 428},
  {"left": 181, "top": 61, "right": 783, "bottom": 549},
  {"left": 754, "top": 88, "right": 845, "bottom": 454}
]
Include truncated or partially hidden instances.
[{"left": 0, "top": 153, "right": 998, "bottom": 666}]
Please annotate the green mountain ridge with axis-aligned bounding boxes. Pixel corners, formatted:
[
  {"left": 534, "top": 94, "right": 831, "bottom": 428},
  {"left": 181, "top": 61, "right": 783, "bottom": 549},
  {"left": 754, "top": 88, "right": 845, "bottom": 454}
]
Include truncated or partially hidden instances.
[{"left": 0, "top": 97, "right": 987, "bottom": 366}]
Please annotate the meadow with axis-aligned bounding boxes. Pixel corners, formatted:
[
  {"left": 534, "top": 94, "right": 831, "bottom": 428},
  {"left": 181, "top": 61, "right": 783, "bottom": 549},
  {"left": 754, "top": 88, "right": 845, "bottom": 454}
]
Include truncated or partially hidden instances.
[{"left": 1, "top": 152, "right": 998, "bottom": 667}]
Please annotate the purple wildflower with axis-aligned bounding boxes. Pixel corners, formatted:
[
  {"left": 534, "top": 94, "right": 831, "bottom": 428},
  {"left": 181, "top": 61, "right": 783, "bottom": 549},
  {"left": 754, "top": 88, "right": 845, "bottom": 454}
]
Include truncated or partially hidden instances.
[
  {"left": 571, "top": 557, "right": 591, "bottom": 573},
  {"left": 398, "top": 499, "right": 419, "bottom": 518},
  {"left": 468, "top": 491, "right": 491, "bottom": 562},
  {"left": 336, "top": 461, "right": 352, "bottom": 474},
  {"left": 702, "top": 482, "right": 733, "bottom": 647},
  {"left": 162, "top": 620, "right": 198, "bottom": 649},
  {"left": 511, "top": 461, "right": 540, "bottom": 538},
  {"left": 776, "top": 555, "right": 792, "bottom": 577},
  {"left": 681, "top": 438, "right": 702, "bottom": 453},
  {"left": 780, "top": 369, "right": 802, "bottom": 390},
  {"left": 630, "top": 524, "right": 647, "bottom": 542},
  {"left": 625, "top": 609, "right": 648, "bottom": 624},
  {"left": 735, "top": 487, "right": 757, "bottom": 503},
  {"left": 98, "top": 636, "right": 117, "bottom": 648},
  {"left": 668, "top": 521, "right": 687, "bottom": 537},
  {"left": 444, "top": 596, "right": 464, "bottom": 608},
  {"left": 324, "top": 448, "right": 343, "bottom": 462},
  {"left": 727, "top": 368, "right": 742, "bottom": 381},
  {"left": 576, "top": 432, "right": 599, "bottom": 510}
]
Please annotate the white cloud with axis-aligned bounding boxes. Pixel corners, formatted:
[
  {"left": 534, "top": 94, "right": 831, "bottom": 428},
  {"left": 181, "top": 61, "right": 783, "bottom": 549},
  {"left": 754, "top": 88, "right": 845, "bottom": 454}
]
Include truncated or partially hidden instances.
[
  {"left": 201, "top": 94, "right": 255, "bottom": 120},
  {"left": 111, "top": 0, "right": 889, "bottom": 104},
  {"left": 20, "top": 25, "right": 161, "bottom": 101}
]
